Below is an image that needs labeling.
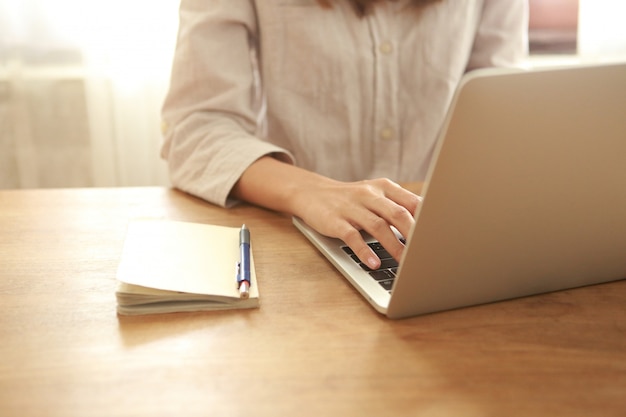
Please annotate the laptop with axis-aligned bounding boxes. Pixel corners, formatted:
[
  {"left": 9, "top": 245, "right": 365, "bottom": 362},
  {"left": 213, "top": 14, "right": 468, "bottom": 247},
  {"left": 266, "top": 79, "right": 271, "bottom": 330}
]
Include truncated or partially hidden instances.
[{"left": 293, "top": 62, "right": 626, "bottom": 319}]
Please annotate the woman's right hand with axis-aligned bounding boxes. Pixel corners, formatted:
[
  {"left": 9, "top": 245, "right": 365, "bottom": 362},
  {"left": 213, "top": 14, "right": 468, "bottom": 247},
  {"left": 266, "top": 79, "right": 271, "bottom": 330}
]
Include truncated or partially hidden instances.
[
  {"left": 293, "top": 177, "right": 420, "bottom": 269},
  {"left": 232, "top": 156, "right": 422, "bottom": 269}
]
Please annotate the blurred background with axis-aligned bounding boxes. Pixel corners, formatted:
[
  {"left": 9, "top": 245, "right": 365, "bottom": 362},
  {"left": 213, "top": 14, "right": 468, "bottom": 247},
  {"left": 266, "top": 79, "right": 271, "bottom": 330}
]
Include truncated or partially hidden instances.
[
  {"left": 0, "top": 0, "right": 178, "bottom": 189},
  {"left": 1, "top": 0, "right": 625, "bottom": 190}
]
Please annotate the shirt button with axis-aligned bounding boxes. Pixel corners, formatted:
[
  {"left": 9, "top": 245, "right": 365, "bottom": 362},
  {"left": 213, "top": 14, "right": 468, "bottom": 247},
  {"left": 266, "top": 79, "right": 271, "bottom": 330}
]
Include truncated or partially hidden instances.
[
  {"left": 379, "top": 41, "right": 393, "bottom": 55},
  {"left": 380, "top": 127, "right": 395, "bottom": 141}
]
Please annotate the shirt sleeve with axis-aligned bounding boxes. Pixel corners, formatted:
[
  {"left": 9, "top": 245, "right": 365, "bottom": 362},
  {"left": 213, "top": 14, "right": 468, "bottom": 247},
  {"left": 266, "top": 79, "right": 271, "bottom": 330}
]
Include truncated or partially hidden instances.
[
  {"left": 467, "top": 0, "right": 529, "bottom": 71},
  {"left": 161, "top": 0, "right": 294, "bottom": 207}
]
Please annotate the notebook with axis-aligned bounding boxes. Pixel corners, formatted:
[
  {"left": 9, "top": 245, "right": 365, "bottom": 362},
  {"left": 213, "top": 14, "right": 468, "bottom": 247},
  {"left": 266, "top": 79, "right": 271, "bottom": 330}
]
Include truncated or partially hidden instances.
[
  {"left": 293, "top": 62, "right": 626, "bottom": 319},
  {"left": 116, "top": 219, "right": 259, "bottom": 315}
]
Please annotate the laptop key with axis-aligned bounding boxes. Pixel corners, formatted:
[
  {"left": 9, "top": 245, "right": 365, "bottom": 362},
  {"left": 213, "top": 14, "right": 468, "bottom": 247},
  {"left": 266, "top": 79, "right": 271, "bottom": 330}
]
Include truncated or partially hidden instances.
[
  {"left": 369, "top": 269, "right": 395, "bottom": 281},
  {"left": 378, "top": 278, "right": 394, "bottom": 291}
]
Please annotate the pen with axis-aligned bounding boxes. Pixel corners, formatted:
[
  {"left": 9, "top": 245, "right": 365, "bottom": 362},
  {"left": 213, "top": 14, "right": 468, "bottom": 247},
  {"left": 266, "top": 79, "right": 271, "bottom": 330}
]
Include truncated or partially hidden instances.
[{"left": 237, "top": 224, "right": 251, "bottom": 299}]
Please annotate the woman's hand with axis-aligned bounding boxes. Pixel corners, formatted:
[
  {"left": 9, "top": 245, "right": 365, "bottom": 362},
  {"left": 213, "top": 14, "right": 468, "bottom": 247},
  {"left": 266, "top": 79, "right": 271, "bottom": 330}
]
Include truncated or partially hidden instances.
[
  {"left": 232, "top": 156, "right": 422, "bottom": 269},
  {"left": 293, "top": 178, "right": 420, "bottom": 269}
]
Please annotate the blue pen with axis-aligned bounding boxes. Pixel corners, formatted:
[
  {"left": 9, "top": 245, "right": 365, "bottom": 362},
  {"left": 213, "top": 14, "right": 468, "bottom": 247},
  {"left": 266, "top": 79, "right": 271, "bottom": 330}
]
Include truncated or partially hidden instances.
[{"left": 237, "top": 224, "right": 251, "bottom": 299}]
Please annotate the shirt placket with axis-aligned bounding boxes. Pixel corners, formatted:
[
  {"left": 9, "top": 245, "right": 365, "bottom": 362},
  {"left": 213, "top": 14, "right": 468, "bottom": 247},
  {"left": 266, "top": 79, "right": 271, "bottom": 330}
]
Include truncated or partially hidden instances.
[{"left": 366, "top": 8, "right": 400, "bottom": 179}]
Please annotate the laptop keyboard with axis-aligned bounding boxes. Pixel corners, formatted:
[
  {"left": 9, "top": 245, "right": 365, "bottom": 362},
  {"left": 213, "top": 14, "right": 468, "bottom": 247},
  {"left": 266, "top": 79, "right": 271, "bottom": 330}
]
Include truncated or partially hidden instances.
[{"left": 341, "top": 239, "right": 405, "bottom": 293}]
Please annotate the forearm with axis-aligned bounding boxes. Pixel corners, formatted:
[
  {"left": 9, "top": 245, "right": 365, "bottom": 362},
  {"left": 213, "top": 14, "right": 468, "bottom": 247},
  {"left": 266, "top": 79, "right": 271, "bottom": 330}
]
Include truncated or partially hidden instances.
[{"left": 230, "top": 155, "right": 333, "bottom": 217}]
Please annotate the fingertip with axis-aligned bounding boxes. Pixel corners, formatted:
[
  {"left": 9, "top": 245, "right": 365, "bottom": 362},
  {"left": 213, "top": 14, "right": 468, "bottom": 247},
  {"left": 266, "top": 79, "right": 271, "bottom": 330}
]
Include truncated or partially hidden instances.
[{"left": 367, "top": 256, "right": 380, "bottom": 270}]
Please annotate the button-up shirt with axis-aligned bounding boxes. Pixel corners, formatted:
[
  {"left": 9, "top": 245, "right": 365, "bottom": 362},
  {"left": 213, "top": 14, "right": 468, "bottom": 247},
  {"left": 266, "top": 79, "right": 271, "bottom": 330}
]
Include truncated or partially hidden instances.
[{"left": 161, "top": 0, "right": 528, "bottom": 206}]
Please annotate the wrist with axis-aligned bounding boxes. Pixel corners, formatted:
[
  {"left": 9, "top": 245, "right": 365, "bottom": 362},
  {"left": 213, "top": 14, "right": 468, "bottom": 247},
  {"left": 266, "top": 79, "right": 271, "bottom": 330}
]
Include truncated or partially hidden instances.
[{"left": 283, "top": 167, "right": 337, "bottom": 219}]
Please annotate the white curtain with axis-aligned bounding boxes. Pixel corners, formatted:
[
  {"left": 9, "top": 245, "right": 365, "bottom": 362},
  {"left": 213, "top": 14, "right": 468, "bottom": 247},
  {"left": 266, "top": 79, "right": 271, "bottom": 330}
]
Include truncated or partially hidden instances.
[{"left": 0, "top": 0, "right": 179, "bottom": 188}]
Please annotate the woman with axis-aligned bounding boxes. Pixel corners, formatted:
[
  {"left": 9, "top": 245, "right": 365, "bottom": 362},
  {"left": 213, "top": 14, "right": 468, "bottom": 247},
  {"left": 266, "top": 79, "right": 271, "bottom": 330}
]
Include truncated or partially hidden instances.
[{"left": 161, "top": 0, "right": 528, "bottom": 269}]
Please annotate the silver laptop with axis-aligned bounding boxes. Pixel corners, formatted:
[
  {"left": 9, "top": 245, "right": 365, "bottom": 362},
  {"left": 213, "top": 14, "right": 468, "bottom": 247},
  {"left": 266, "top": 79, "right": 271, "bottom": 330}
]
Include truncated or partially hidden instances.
[{"left": 293, "top": 62, "right": 626, "bottom": 319}]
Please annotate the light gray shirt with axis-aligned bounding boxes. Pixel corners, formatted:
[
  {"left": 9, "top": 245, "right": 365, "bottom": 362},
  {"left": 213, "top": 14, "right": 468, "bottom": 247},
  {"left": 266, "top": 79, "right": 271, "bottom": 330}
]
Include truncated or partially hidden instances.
[{"left": 161, "top": 0, "right": 528, "bottom": 206}]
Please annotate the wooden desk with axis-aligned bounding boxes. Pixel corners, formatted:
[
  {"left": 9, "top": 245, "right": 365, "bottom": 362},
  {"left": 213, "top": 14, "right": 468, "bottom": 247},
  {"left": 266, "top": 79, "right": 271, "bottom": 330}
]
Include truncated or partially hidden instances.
[{"left": 0, "top": 187, "right": 624, "bottom": 417}]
